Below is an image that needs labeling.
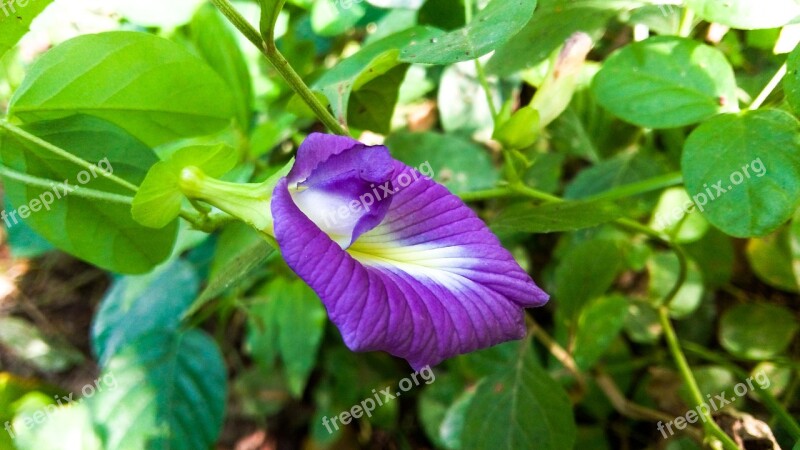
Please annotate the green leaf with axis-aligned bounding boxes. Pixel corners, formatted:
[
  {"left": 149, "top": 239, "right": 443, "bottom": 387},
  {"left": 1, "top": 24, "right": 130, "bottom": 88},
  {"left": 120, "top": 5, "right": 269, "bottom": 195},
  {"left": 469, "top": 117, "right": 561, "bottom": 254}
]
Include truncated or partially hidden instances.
[
  {"left": 573, "top": 295, "right": 629, "bottom": 370},
  {"left": 686, "top": 0, "right": 800, "bottom": 30},
  {"left": 91, "top": 260, "right": 199, "bottom": 366},
  {"left": 746, "top": 226, "right": 800, "bottom": 292},
  {"left": 246, "top": 278, "right": 326, "bottom": 398},
  {"left": 492, "top": 199, "right": 624, "bottom": 234},
  {"left": 12, "top": 401, "right": 101, "bottom": 450},
  {"left": 315, "top": 27, "right": 437, "bottom": 128},
  {"left": 684, "top": 229, "right": 734, "bottom": 289},
  {"left": 0, "top": 115, "right": 178, "bottom": 274},
  {"left": 191, "top": 3, "right": 254, "bottom": 131},
  {"left": 555, "top": 239, "right": 624, "bottom": 321},
  {"left": 92, "top": 330, "right": 227, "bottom": 450},
  {"left": 348, "top": 63, "right": 409, "bottom": 134},
  {"left": 132, "top": 143, "right": 237, "bottom": 228},
  {"left": 493, "top": 105, "right": 540, "bottom": 149},
  {"left": 681, "top": 110, "right": 800, "bottom": 237},
  {"left": 784, "top": 44, "right": 800, "bottom": 115},
  {"left": 487, "top": 0, "right": 642, "bottom": 75},
  {"left": 259, "top": 0, "right": 287, "bottom": 40},
  {"left": 0, "top": 0, "right": 54, "bottom": 59},
  {"left": 311, "top": 0, "right": 367, "bottom": 37},
  {"left": 9, "top": 31, "right": 235, "bottom": 146},
  {"left": 384, "top": 131, "right": 499, "bottom": 194},
  {"left": 190, "top": 222, "right": 275, "bottom": 314},
  {"left": 647, "top": 252, "right": 704, "bottom": 318},
  {"left": 592, "top": 36, "right": 738, "bottom": 128},
  {"left": 399, "top": 0, "right": 537, "bottom": 65},
  {"left": 462, "top": 343, "right": 576, "bottom": 450},
  {"left": 649, "top": 187, "right": 709, "bottom": 244},
  {"left": 719, "top": 303, "right": 799, "bottom": 360},
  {"left": 792, "top": 210, "right": 800, "bottom": 288}
]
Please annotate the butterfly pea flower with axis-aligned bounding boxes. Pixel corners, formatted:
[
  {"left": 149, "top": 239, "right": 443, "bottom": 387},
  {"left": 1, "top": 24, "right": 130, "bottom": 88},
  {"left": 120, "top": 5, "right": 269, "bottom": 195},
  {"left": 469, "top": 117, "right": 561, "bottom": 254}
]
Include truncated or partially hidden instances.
[
  {"left": 179, "top": 133, "right": 548, "bottom": 369},
  {"left": 270, "top": 133, "right": 549, "bottom": 369}
]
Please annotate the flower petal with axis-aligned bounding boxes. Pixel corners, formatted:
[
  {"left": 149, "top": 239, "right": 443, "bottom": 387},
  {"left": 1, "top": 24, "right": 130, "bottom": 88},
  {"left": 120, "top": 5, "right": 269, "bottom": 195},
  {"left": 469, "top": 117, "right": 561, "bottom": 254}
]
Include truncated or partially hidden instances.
[
  {"left": 286, "top": 132, "right": 362, "bottom": 185},
  {"left": 272, "top": 162, "right": 548, "bottom": 370},
  {"left": 290, "top": 144, "right": 395, "bottom": 247}
]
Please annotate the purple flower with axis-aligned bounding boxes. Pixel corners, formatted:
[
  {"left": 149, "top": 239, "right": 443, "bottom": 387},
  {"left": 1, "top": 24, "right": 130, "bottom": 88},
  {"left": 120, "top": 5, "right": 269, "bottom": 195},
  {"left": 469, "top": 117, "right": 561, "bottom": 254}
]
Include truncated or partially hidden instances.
[{"left": 271, "top": 133, "right": 549, "bottom": 369}]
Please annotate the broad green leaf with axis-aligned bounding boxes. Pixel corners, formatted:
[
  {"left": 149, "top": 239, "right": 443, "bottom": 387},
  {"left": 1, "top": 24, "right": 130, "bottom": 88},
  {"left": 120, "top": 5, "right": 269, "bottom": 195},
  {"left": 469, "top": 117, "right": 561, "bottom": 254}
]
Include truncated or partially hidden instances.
[
  {"left": 91, "top": 260, "right": 199, "bottom": 366},
  {"left": 746, "top": 226, "right": 800, "bottom": 292},
  {"left": 311, "top": 0, "right": 367, "bottom": 37},
  {"left": 191, "top": 3, "right": 254, "bottom": 131},
  {"left": 0, "top": 0, "right": 54, "bottom": 59},
  {"left": 624, "top": 301, "right": 662, "bottom": 344},
  {"left": 399, "top": 0, "right": 537, "bottom": 65},
  {"left": 246, "top": 278, "right": 326, "bottom": 398},
  {"left": 9, "top": 31, "right": 235, "bottom": 146},
  {"left": 0, "top": 115, "right": 178, "bottom": 274},
  {"left": 685, "top": 229, "right": 734, "bottom": 289},
  {"left": 647, "top": 252, "right": 704, "bottom": 318},
  {"left": 384, "top": 131, "right": 499, "bottom": 193},
  {"left": 492, "top": 199, "right": 624, "bottom": 234},
  {"left": 462, "top": 344, "right": 576, "bottom": 450},
  {"left": 132, "top": 143, "right": 237, "bottom": 228},
  {"left": 573, "top": 295, "right": 629, "bottom": 370},
  {"left": 190, "top": 222, "right": 275, "bottom": 314},
  {"left": 488, "top": 0, "right": 643, "bottom": 75},
  {"left": 348, "top": 63, "right": 408, "bottom": 133},
  {"left": 418, "top": 0, "right": 465, "bottom": 31},
  {"left": 91, "top": 330, "right": 227, "bottom": 450},
  {"left": 555, "top": 239, "right": 624, "bottom": 321},
  {"left": 0, "top": 316, "right": 84, "bottom": 372},
  {"left": 681, "top": 110, "right": 800, "bottom": 237},
  {"left": 315, "top": 27, "right": 438, "bottom": 129},
  {"left": 649, "top": 187, "right": 709, "bottom": 244},
  {"left": 687, "top": 0, "right": 800, "bottom": 30},
  {"left": 785, "top": 43, "right": 800, "bottom": 115},
  {"left": 259, "top": 0, "right": 288, "bottom": 40},
  {"left": 592, "top": 36, "right": 738, "bottom": 128},
  {"left": 719, "top": 303, "right": 799, "bottom": 360}
]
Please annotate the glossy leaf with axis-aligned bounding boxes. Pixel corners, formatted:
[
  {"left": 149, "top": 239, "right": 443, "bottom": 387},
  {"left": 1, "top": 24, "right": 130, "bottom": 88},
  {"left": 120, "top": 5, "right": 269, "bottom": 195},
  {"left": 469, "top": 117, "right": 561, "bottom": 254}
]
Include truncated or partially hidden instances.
[
  {"left": 493, "top": 199, "right": 623, "bottom": 234},
  {"left": 0, "top": 115, "right": 177, "bottom": 274},
  {"left": 746, "top": 226, "right": 800, "bottom": 293},
  {"left": 785, "top": 43, "right": 800, "bottom": 115},
  {"left": 573, "top": 295, "right": 629, "bottom": 370},
  {"left": 9, "top": 31, "right": 235, "bottom": 146},
  {"left": 719, "top": 303, "right": 799, "bottom": 360},
  {"left": 555, "top": 239, "right": 624, "bottom": 321},
  {"left": 399, "top": 0, "right": 536, "bottom": 65},
  {"left": 0, "top": 0, "right": 54, "bottom": 58},
  {"left": 681, "top": 110, "right": 800, "bottom": 238},
  {"left": 461, "top": 343, "right": 576, "bottom": 450},
  {"left": 593, "top": 36, "right": 738, "bottom": 128}
]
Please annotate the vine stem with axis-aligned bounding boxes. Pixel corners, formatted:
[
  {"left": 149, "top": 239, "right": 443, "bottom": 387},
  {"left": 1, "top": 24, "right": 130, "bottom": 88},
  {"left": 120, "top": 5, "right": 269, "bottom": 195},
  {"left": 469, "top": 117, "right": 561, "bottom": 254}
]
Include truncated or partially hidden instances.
[
  {"left": 659, "top": 307, "right": 740, "bottom": 450},
  {"left": 0, "top": 121, "right": 138, "bottom": 192},
  {"left": 749, "top": 63, "right": 788, "bottom": 110},
  {"left": 678, "top": 6, "right": 695, "bottom": 37},
  {"left": 209, "top": 0, "right": 349, "bottom": 136},
  {"left": 0, "top": 165, "right": 134, "bottom": 205},
  {"left": 464, "top": 0, "right": 499, "bottom": 121}
]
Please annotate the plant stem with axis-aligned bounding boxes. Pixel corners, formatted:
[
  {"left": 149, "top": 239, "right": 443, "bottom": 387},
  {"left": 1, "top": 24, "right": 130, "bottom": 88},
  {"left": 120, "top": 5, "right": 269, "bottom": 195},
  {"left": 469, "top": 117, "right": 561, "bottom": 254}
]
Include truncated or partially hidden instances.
[
  {"left": 659, "top": 307, "right": 740, "bottom": 450},
  {"left": 749, "top": 63, "right": 788, "bottom": 110},
  {"left": 0, "top": 165, "right": 134, "bottom": 205},
  {"left": 458, "top": 187, "right": 514, "bottom": 202},
  {"left": 583, "top": 171, "right": 683, "bottom": 203},
  {"left": 0, "top": 121, "right": 139, "bottom": 192},
  {"left": 463, "top": 0, "right": 498, "bottom": 121},
  {"left": 209, "top": 0, "right": 349, "bottom": 136},
  {"left": 678, "top": 6, "right": 695, "bottom": 37}
]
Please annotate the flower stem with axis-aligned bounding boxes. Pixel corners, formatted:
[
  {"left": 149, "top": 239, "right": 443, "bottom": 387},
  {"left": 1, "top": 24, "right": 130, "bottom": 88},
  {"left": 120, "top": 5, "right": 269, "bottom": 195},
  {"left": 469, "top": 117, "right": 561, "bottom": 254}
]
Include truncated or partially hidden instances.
[
  {"left": 659, "top": 307, "right": 740, "bottom": 450},
  {"left": 583, "top": 171, "right": 683, "bottom": 203},
  {"left": 0, "top": 164, "right": 134, "bottom": 205},
  {"left": 0, "top": 120, "right": 139, "bottom": 192},
  {"left": 678, "top": 6, "right": 695, "bottom": 37},
  {"left": 749, "top": 63, "right": 788, "bottom": 110},
  {"left": 209, "top": 0, "right": 349, "bottom": 136}
]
